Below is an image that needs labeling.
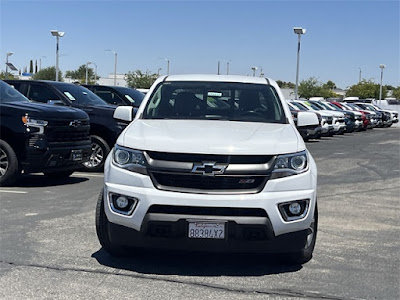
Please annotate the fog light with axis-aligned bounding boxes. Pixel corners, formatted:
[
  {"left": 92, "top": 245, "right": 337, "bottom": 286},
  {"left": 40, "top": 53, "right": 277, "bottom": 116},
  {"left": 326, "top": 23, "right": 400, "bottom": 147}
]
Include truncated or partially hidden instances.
[
  {"left": 278, "top": 199, "right": 309, "bottom": 221},
  {"left": 115, "top": 196, "right": 129, "bottom": 209},
  {"left": 109, "top": 193, "right": 138, "bottom": 215},
  {"left": 288, "top": 202, "right": 301, "bottom": 215}
]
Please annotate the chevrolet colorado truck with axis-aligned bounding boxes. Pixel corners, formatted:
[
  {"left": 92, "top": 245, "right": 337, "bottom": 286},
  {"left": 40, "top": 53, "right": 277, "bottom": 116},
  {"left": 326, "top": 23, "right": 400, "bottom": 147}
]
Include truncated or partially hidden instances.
[{"left": 96, "top": 75, "right": 319, "bottom": 264}]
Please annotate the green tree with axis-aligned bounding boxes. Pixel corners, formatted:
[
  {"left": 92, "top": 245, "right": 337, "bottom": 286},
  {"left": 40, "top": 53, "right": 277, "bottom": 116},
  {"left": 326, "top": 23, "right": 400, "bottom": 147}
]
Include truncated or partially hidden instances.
[
  {"left": 298, "top": 77, "right": 338, "bottom": 99},
  {"left": 391, "top": 86, "right": 400, "bottom": 99},
  {"left": 32, "top": 66, "right": 63, "bottom": 81},
  {"left": 323, "top": 80, "right": 337, "bottom": 90},
  {"left": 65, "top": 64, "right": 95, "bottom": 84},
  {"left": 125, "top": 70, "right": 158, "bottom": 89},
  {"left": 346, "top": 79, "right": 386, "bottom": 99},
  {"left": 0, "top": 71, "right": 16, "bottom": 80}
]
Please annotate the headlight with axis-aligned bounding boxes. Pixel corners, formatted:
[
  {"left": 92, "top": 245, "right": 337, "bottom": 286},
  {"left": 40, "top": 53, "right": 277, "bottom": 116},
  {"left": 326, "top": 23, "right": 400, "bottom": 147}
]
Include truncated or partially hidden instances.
[
  {"left": 271, "top": 150, "right": 308, "bottom": 179},
  {"left": 113, "top": 145, "right": 147, "bottom": 174},
  {"left": 22, "top": 114, "right": 48, "bottom": 134}
]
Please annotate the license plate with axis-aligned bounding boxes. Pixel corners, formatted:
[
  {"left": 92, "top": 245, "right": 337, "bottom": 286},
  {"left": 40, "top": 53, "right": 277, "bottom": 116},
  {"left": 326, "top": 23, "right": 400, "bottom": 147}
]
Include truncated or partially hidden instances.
[
  {"left": 188, "top": 222, "right": 225, "bottom": 239},
  {"left": 71, "top": 150, "right": 83, "bottom": 161}
]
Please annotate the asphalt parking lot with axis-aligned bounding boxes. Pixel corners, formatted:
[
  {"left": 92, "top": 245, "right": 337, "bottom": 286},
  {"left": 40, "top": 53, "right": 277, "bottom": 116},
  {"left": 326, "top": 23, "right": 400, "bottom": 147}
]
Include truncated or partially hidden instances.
[{"left": 0, "top": 124, "right": 399, "bottom": 300}]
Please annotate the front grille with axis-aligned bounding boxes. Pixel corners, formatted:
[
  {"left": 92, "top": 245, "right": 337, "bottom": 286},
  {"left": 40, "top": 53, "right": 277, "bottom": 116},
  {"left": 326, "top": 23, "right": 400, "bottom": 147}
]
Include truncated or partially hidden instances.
[
  {"left": 147, "top": 151, "right": 272, "bottom": 164},
  {"left": 147, "top": 205, "right": 268, "bottom": 217},
  {"left": 150, "top": 172, "right": 268, "bottom": 193},
  {"left": 45, "top": 118, "right": 90, "bottom": 144}
]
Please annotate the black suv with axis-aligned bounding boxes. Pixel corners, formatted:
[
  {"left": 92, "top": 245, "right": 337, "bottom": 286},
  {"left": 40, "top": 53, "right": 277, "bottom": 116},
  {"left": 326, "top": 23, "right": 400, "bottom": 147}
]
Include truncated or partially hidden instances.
[
  {"left": 5, "top": 80, "right": 130, "bottom": 171},
  {"left": 83, "top": 84, "right": 144, "bottom": 107},
  {"left": 0, "top": 80, "right": 91, "bottom": 186}
]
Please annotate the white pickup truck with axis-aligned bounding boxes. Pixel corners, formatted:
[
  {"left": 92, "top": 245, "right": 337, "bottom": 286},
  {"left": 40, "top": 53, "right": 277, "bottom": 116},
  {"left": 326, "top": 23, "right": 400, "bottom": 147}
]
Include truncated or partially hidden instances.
[{"left": 96, "top": 75, "right": 319, "bottom": 264}]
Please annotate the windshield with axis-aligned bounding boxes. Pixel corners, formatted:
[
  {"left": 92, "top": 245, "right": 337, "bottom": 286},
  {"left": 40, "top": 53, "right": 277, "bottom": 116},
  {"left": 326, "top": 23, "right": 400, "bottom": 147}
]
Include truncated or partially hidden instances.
[
  {"left": 302, "top": 101, "right": 322, "bottom": 110},
  {"left": 142, "top": 81, "right": 287, "bottom": 123},
  {"left": 0, "top": 80, "right": 30, "bottom": 103},
  {"left": 57, "top": 84, "right": 109, "bottom": 106},
  {"left": 323, "top": 102, "right": 341, "bottom": 111},
  {"left": 363, "top": 104, "right": 377, "bottom": 111},
  {"left": 346, "top": 103, "right": 361, "bottom": 111},
  {"left": 290, "top": 101, "right": 308, "bottom": 111},
  {"left": 114, "top": 87, "right": 145, "bottom": 106}
]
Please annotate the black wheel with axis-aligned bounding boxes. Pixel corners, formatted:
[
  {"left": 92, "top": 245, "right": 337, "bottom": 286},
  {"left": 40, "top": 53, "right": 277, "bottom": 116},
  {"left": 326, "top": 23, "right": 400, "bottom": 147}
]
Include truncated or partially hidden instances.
[
  {"left": 286, "top": 204, "right": 318, "bottom": 264},
  {"left": 95, "top": 188, "right": 127, "bottom": 256},
  {"left": 43, "top": 170, "right": 74, "bottom": 178},
  {"left": 0, "top": 140, "right": 19, "bottom": 186},
  {"left": 82, "top": 135, "right": 110, "bottom": 172}
]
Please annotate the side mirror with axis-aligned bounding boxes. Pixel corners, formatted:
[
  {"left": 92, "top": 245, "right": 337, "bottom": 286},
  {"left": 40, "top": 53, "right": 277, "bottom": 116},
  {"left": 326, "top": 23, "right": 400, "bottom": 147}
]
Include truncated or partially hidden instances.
[
  {"left": 297, "top": 111, "right": 319, "bottom": 127},
  {"left": 113, "top": 106, "right": 136, "bottom": 122}
]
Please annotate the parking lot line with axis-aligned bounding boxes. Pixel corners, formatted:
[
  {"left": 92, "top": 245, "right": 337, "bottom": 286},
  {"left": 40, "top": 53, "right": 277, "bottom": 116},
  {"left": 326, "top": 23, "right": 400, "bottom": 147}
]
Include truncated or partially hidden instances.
[
  {"left": 0, "top": 189, "right": 27, "bottom": 194},
  {"left": 73, "top": 173, "right": 104, "bottom": 178}
]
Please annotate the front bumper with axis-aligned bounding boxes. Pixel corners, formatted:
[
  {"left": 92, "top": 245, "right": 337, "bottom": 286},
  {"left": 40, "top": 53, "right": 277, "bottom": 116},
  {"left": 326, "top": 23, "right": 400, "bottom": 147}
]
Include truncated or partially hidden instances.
[
  {"left": 103, "top": 153, "right": 317, "bottom": 253},
  {"left": 22, "top": 137, "right": 91, "bottom": 173}
]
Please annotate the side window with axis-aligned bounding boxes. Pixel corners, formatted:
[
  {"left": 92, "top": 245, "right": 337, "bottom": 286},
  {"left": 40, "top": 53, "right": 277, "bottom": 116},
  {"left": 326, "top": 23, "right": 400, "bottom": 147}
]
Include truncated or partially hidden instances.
[
  {"left": 27, "top": 84, "right": 61, "bottom": 103},
  {"left": 94, "top": 87, "right": 123, "bottom": 105}
]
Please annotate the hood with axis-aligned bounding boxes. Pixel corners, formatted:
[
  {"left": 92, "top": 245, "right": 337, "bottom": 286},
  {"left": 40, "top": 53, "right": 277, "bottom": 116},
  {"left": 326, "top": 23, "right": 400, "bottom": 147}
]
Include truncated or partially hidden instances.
[
  {"left": 2, "top": 102, "right": 88, "bottom": 119},
  {"left": 119, "top": 120, "right": 302, "bottom": 155}
]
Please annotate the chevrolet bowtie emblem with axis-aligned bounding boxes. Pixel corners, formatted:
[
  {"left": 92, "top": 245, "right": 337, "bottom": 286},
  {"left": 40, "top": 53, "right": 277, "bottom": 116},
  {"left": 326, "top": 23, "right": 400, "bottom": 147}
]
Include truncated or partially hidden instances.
[
  {"left": 191, "top": 162, "right": 227, "bottom": 176},
  {"left": 69, "top": 120, "right": 81, "bottom": 127}
]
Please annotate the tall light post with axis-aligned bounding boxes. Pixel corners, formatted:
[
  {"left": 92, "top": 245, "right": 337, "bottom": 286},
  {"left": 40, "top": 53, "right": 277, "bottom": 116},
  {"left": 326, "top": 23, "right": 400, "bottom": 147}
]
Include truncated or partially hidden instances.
[
  {"left": 164, "top": 58, "right": 170, "bottom": 75},
  {"left": 157, "top": 67, "right": 162, "bottom": 76},
  {"left": 294, "top": 27, "right": 306, "bottom": 100},
  {"left": 379, "top": 64, "right": 386, "bottom": 102},
  {"left": 51, "top": 30, "right": 65, "bottom": 81},
  {"left": 5, "top": 52, "right": 13, "bottom": 79},
  {"left": 251, "top": 66, "right": 257, "bottom": 77},
  {"left": 226, "top": 60, "right": 230, "bottom": 75},
  {"left": 358, "top": 67, "right": 362, "bottom": 83},
  {"left": 106, "top": 49, "right": 118, "bottom": 86},
  {"left": 85, "top": 61, "right": 92, "bottom": 84},
  {"left": 92, "top": 62, "right": 97, "bottom": 83},
  {"left": 39, "top": 56, "right": 46, "bottom": 71}
]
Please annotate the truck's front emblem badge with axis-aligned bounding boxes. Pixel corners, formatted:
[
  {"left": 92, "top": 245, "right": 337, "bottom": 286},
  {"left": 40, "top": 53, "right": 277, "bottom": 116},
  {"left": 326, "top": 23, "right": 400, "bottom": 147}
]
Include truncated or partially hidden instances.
[
  {"left": 69, "top": 120, "right": 81, "bottom": 127},
  {"left": 191, "top": 162, "right": 227, "bottom": 176}
]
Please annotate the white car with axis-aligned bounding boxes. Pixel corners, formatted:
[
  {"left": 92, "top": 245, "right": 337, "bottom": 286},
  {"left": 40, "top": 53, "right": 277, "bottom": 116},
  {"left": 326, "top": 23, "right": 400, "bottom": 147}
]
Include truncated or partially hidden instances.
[
  {"left": 96, "top": 75, "right": 318, "bottom": 264},
  {"left": 306, "top": 100, "right": 346, "bottom": 134},
  {"left": 290, "top": 100, "right": 334, "bottom": 136}
]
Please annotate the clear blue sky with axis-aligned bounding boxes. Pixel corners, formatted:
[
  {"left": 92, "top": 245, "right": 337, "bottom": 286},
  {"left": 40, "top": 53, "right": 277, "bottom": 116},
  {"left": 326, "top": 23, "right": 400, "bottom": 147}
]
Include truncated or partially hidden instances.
[{"left": 1, "top": 0, "right": 399, "bottom": 89}]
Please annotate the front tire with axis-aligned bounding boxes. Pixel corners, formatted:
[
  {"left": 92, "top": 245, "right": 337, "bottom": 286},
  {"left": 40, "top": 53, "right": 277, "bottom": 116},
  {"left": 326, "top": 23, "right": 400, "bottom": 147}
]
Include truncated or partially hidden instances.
[
  {"left": 95, "top": 188, "right": 127, "bottom": 256},
  {"left": 82, "top": 135, "right": 110, "bottom": 172},
  {"left": 0, "top": 140, "right": 19, "bottom": 186},
  {"left": 286, "top": 204, "right": 318, "bottom": 264}
]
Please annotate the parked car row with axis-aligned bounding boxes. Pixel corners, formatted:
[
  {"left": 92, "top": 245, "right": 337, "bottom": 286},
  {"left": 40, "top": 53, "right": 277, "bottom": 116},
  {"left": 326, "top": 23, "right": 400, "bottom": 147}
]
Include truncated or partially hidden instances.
[
  {"left": 1, "top": 80, "right": 145, "bottom": 185},
  {"left": 287, "top": 98, "right": 398, "bottom": 141}
]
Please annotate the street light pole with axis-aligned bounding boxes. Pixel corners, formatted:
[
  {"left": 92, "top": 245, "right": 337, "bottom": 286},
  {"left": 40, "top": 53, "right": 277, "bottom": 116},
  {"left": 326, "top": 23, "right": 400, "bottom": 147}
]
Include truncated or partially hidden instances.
[
  {"left": 379, "top": 64, "right": 386, "bottom": 102},
  {"left": 359, "top": 67, "right": 362, "bottom": 83},
  {"left": 93, "top": 62, "right": 97, "bottom": 83},
  {"left": 105, "top": 49, "right": 118, "bottom": 86},
  {"left": 251, "top": 66, "right": 257, "bottom": 77},
  {"left": 294, "top": 27, "right": 306, "bottom": 100},
  {"left": 165, "top": 58, "right": 170, "bottom": 75},
  {"left": 5, "top": 52, "right": 13, "bottom": 79},
  {"left": 85, "top": 62, "right": 91, "bottom": 84},
  {"left": 226, "top": 61, "right": 230, "bottom": 75},
  {"left": 51, "top": 30, "right": 65, "bottom": 81}
]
